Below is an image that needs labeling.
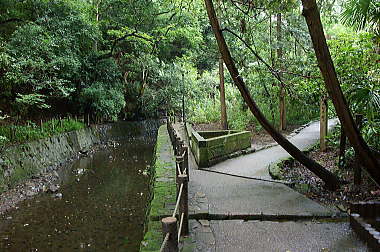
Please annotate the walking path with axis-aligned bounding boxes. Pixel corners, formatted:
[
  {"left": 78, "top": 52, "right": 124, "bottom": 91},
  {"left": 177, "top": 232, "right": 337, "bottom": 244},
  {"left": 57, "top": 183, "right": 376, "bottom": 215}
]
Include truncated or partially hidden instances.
[{"left": 174, "top": 120, "right": 368, "bottom": 252}]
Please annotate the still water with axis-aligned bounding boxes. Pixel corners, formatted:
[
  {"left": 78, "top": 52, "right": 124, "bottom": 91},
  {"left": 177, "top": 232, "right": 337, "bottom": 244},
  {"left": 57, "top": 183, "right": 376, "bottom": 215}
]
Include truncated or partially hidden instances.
[{"left": 0, "top": 121, "right": 160, "bottom": 251}]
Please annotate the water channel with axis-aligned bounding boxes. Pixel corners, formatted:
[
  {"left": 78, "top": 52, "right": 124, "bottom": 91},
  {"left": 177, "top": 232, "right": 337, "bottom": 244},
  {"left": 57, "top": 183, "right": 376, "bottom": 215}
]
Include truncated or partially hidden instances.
[{"left": 0, "top": 121, "right": 160, "bottom": 251}]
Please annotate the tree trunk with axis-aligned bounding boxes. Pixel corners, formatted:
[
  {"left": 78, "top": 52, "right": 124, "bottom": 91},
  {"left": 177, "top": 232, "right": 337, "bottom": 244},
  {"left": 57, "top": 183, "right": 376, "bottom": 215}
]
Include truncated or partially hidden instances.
[
  {"left": 320, "top": 96, "right": 328, "bottom": 152},
  {"left": 354, "top": 114, "right": 364, "bottom": 185},
  {"left": 219, "top": 56, "right": 228, "bottom": 130},
  {"left": 204, "top": 0, "right": 340, "bottom": 190},
  {"left": 270, "top": 15, "right": 274, "bottom": 66},
  {"left": 301, "top": 0, "right": 380, "bottom": 184},
  {"left": 93, "top": 0, "right": 101, "bottom": 51},
  {"left": 279, "top": 86, "right": 286, "bottom": 130},
  {"left": 268, "top": 15, "right": 276, "bottom": 124},
  {"left": 217, "top": 0, "right": 228, "bottom": 130},
  {"left": 277, "top": 13, "right": 286, "bottom": 131}
]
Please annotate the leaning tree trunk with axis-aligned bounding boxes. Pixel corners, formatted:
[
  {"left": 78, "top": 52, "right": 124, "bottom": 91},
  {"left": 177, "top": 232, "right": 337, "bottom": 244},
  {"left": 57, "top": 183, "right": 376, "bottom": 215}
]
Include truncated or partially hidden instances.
[
  {"left": 301, "top": 0, "right": 380, "bottom": 183},
  {"left": 204, "top": 0, "right": 340, "bottom": 190}
]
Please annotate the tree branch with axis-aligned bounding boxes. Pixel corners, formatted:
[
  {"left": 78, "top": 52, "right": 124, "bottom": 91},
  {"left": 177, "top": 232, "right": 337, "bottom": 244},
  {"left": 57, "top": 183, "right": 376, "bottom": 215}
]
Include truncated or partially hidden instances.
[
  {"left": 222, "top": 27, "right": 286, "bottom": 85},
  {"left": 110, "top": 31, "right": 153, "bottom": 55}
]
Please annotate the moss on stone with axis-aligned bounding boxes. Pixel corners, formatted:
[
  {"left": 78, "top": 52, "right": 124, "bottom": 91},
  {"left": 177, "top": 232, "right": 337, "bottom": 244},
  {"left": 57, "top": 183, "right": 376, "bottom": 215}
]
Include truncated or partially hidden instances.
[
  {"left": 268, "top": 157, "right": 295, "bottom": 181},
  {"left": 140, "top": 125, "right": 177, "bottom": 252},
  {"left": 191, "top": 127, "right": 251, "bottom": 167}
]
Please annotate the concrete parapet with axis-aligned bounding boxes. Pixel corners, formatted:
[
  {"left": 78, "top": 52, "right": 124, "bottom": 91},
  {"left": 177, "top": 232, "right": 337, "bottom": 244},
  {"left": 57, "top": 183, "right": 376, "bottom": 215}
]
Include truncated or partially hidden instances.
[{"left": 190, "top": 129, "right": 251, "bottom": 167}]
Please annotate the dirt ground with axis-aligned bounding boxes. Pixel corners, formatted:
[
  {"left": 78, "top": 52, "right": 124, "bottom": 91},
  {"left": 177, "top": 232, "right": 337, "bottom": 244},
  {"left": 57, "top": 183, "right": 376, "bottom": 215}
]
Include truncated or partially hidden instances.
[{"left": 281, "top": 146, "right": 380, "bottom": 211}]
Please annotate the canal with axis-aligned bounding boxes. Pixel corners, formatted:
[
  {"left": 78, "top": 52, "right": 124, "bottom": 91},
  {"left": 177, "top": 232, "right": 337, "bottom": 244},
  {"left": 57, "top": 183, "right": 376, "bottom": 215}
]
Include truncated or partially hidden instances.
[{"left": 0, "top": 121, "right": 160, "bottom": 251}]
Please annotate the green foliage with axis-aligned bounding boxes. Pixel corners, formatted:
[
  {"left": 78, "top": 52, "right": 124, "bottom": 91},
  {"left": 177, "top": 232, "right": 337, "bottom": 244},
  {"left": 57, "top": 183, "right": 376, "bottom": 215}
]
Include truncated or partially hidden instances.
[
  {"left": 0, "top": 135, "right": 9, "bottom": 149},
  {"left": 0, "top": 0, "right": 212, "bottom": 122},
  {"left": 79, "top": 56, "right": 125, "bottom": 121},
  {"left": 16, "top": 94, "right": 50, "bottom": 110},
  {"left": 184, "top": 0, "right": 378, "bottom": 153},
  {"left": 189, "top": 99, "right": 220, "bottom": 124},
  {"left": 341, "top": 0, "right": 380, "bottom": 34},
  {"left": 139, "top": 61, "right": 187, "bottom": 117},
  {"left": 0, "top": 0, "right": 99, "bottom": 117},
  {"left": 80, "top": 82, "right": 125, "bottom": 121},
  {"left": 228, "top": 107, "right": 252, "bottom": 131},
  {"left": 187, "top": 70, "right": 219, "bottom": 124},
  {"left": 326, "top": 29, "right": 380, "bottom": 148}
]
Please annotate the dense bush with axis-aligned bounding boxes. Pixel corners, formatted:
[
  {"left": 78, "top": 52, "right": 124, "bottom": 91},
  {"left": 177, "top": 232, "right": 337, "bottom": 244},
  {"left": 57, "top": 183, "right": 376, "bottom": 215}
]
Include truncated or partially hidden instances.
[
  {"left": 0, "top": 0, "right": 208, "bottom": 122},
  {"left": 328, "top": 29, "right": 380, "bottom": 149}
]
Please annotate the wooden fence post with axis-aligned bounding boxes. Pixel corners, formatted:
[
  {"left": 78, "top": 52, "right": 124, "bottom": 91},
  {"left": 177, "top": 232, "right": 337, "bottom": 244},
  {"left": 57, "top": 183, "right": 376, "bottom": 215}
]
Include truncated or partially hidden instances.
[
  {"left": 169, "top": 125, "right": 173, "bottom": 142},
  {"left": 178, "top": 174, "right": 189, "bottom": 236},
  {"left": 161, "top": 217, "right": 179, "bottom": 252},
  {"left": 167, "top": 123, "right": 171, "bottom": 141},
  {"left": 320, "top": 95, "right": 328, "bottom": 152},
  {"left": 175, "top": 156, "right": 183, "bottom": 178},
  {"left": 171, "top": 128, "right": 174, "bottom": 143},
  {"left": 174, "top": 135, "right": 177, "bottom": 155},
  {"left": 183, "top": 147, "right": 189, "bottom": 177},
  {"left": 179, "top": 140, "right": 184, "bottom": 158},
  {"left": 172, "top": 133, "right": 177, "bottom": 153},
  {"left": 176, "top": 156, "right": 184, "bottom": 198},
  {"left": 173, "top": 135, "right": 178, "bottom": 153},
  {"left": 354, "top": 114, "right": 364, "bottom": 185},
  {"left": 175, "top": 136, "right": 181, "bottom": 156}
]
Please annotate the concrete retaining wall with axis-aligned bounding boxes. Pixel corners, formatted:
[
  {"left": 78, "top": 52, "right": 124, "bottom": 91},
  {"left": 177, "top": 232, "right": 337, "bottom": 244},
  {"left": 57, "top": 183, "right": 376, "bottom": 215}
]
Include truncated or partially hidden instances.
[{"left": 191, "top": 129, "right": 251, "bottom": 167}]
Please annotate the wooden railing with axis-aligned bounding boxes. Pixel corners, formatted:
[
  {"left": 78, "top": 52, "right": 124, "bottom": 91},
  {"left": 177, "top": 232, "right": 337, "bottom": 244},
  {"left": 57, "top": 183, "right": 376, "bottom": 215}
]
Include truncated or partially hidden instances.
[{"left": 160, "top": 119, "right": 189, "bottom": 252}]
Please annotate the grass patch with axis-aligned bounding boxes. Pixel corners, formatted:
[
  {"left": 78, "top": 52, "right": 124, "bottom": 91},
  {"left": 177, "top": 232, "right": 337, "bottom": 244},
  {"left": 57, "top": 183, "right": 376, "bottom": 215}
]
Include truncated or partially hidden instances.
[{"left": 0, "top": 118, "right": 84, "bottom": 147}]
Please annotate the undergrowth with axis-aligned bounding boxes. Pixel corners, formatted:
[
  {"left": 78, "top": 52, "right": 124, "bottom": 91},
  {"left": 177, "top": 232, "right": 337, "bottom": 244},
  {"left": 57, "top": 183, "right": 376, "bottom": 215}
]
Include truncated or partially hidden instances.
[{"left": 0, "top": 118, "right": 84, "bottom": 147}]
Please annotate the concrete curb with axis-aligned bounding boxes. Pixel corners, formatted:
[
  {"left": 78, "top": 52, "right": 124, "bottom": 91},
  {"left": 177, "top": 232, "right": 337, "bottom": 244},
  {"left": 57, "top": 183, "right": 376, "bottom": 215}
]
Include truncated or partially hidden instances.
[{"left": 267, "top": 141, "right": 320, "bottom": 181}]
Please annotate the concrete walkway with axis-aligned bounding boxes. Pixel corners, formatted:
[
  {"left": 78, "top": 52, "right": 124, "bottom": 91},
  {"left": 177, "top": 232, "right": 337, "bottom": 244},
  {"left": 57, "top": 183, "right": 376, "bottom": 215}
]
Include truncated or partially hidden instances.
[{"left": 174, "top": 120, "right": 369, "bottom": 252}]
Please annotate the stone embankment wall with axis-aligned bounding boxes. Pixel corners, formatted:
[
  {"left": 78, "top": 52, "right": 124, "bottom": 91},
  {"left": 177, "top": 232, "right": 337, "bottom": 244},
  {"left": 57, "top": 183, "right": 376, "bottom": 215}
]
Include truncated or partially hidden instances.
[{"left": 0, "top": 125, "right": 109, "bottom": 192}]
